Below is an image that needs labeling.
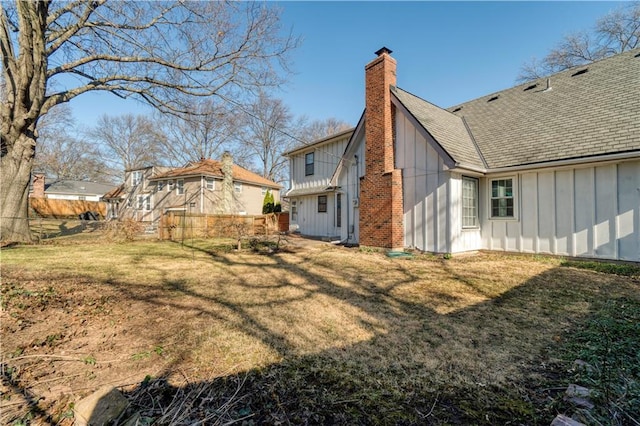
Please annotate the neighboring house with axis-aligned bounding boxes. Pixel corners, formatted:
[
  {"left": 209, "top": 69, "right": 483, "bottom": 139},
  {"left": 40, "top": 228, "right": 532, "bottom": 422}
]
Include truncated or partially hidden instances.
[
  {"left": 287, "top": 47, "right": 640, "bottom": 261},
  {"left": 104, "top": 153, "right": 281, "bottom": 222},
  {"left": 283, "top": 128, "right": 354, "bottom": 238},
  {"left": 30, "top": 174, "right": 115, "bottom": 201}
]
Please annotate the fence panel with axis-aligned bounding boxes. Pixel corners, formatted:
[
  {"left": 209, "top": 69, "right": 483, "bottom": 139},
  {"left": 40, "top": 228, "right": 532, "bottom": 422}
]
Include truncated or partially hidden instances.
[
  {"left": 159, "top": 212, "right": 284, "bottom": 240},
  {"left": 29, "top": 198, "right": 107, "bottom": 219}
]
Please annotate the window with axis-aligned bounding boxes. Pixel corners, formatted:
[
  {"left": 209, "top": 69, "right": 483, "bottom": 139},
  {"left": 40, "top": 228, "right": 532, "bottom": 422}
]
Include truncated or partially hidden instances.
[
  {"left": 176, "top": 179, "right": 184, "bottom": 195},
  {"left": 491, "top": 178, "right": 514, "bottom": 218},
  {"left": 261, "top": 187, "right": 267, "bottom": 196},
  {"left": 205, "top": 178, "right": 215, "bottom": 191},
  {"left": 137, "top": 195, "right": 151, "bottom": 211},
  {"left": 157, "top": 181, "right": 165, "bottom": 192},
  {"left": 168, "top": 180, "right": 175, "bottom": 191},
  {"left": 462, "top": 177, "right": 478, "bottom": 228},
  {"left": 234, "top": 182, "right": 242, "bottom": 193},
  {"left": 291, "top": 200, "right": 298, "bottom": 221},
  {"left": 132, "top": 170, "right": 143, "bottom": 186},
  {"left": 336, "top": 193, "right": 342, "bottom": 228},
  {"left": 305, "top": 152, "right": 314, "bottom": 176},
  {"left": 318, "top": 195, "right": 327, "bottom": 213}
]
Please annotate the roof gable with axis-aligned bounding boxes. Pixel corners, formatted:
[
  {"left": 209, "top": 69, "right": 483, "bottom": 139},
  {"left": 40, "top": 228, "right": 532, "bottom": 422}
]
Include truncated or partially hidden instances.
[{"left": 392, "top": 87, "right": 485, "bottom": 169}]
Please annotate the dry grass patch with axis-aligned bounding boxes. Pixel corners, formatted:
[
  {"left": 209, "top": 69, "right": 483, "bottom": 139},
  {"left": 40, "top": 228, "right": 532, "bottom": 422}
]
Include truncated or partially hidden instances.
[{"left": 1, "top": 238, "right": 639, "bottom": 424}]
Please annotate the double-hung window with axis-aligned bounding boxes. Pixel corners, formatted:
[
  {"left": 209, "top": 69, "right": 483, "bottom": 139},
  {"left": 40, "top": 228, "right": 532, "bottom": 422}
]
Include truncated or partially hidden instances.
[
  {"left": 176, "top": 179, "right": 184, "bottom": 195},
  {"left": 205, "top": 178, "right": 215, "bottom": 191},
  {"left": 157, "top": 181, "right": 165, "bottom": 192},
  {"left": 462, "top": 177, "right": 478, "bottom": 228},
  {"left": 305, "top": 152, "right": 314, "bottom": 176},
  {"left": 317, "top": 195, "right": 327, "bottom": 213},
  {"left": 132, "top": 171, "right": 143, "bottom": 186},
  {"left": 234, "top": 182, "right": 242, "bottom": 193},
  {"left": 291, "top": 201, "right": 298, "bottom": 221},
  {"left": 491, "top": 178, "right": 514, "bottom": 218}
]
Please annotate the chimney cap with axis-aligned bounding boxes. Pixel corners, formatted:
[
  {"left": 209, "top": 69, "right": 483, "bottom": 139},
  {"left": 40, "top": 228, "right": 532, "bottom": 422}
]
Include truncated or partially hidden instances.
[{"left": 375, "top": 46, "right": 393, "bottom": 57}]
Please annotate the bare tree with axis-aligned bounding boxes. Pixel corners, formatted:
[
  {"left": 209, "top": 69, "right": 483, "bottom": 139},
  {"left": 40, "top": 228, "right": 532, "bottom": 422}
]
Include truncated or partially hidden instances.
[
  {"left": 154, "top": 99, "right": 238, "bottom": 166},
  {"left": 298, "top": 117, "right": 353, "bottom": 143},
  {"left": 517, "top": 3, "right": 640, "bottom": 82},
  {"left": 89, "top": 114, "right": 161, "bottom": 171},
  {"left": 0, "top": 1, "right": 296, "bottom": 242},
  {"left": 35, "top": 103, "right": 112, "bottom": 182},
  {"left": 236, "top": 91, "right": 301, "bottom": 183}
]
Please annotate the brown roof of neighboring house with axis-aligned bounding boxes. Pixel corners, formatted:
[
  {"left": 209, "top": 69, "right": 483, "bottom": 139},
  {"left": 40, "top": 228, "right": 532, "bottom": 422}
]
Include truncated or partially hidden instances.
[
  {"left": 102, "top": 184, "right": 125, "bottom": 200},
  {"left": 150, "top": 159, "right": 282, "bottom": 189}
]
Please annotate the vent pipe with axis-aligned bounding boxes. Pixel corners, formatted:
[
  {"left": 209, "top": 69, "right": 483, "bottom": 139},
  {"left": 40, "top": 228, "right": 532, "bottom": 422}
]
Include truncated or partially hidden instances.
[{"left": 543, "top": 78, "right": 552, "bottom": 92}]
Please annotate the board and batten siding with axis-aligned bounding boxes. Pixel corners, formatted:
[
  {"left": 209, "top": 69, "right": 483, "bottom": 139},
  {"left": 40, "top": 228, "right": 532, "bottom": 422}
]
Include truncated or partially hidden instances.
[
  {"left": 288, "top": 134, "right": 350, "bottom": 238},
  {"left": 289, "top": 137, "right": 349, "bottom": 192},
  {"left": 396, "top": 113, "right": 452, "bottom": 253},
  {"left": 483, "top": 160, "right": 640, "bottom": 261}
]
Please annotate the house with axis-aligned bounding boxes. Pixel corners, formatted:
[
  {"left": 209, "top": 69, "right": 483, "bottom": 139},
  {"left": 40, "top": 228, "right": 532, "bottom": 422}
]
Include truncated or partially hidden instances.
[
  {"left": 104, "top": 153, "right": 281, "bottom": 221},
  {"left": 30, "top": 174, "right": 115, "bottom": 201},
  {"left": 283, "top": 128, "right": 354, "bottom": 238},
  {"left": 286, "top": 47, "right": 640, "bottom": 261}
]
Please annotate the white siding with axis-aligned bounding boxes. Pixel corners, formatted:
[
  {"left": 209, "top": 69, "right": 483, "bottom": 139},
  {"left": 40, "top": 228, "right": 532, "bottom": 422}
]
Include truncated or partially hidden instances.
[
  {"left": 288, "top": 134, "right": 351, "bottom": 239},
  {"left": 396, "top": 114, "right": 451, "bottom": 253},
  {"left": 482, "top": 160, "right": 640, "bottom": 261}
]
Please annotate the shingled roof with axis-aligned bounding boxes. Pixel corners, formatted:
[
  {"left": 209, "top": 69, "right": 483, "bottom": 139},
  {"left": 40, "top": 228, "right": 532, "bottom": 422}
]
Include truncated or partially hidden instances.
[
  {"left": 150, "top": 159, "right": 281, "bottom": 189},
  {"left": 395, "top": 48, "right": 640, "bottom": 170}
]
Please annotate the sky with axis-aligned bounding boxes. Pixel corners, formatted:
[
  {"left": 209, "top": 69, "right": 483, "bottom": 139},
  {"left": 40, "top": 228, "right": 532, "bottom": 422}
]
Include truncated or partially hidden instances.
[{"left": 69, "top": 1, "right": 630, "bottom": 129}]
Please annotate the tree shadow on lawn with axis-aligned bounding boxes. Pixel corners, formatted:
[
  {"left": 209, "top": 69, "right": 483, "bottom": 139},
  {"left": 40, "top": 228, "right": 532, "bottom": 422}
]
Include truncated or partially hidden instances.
[{"left": 4, "top": 244, "right": 638, "bottom": 425}]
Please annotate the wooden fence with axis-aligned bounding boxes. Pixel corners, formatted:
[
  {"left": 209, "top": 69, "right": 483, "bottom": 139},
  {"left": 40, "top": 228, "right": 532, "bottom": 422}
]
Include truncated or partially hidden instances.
[
  {"left": 29, "top": 198, "right": 107, "bottom": 219},
  {"left": 159, "top": 212, "right": 289, "bottom": 241}
]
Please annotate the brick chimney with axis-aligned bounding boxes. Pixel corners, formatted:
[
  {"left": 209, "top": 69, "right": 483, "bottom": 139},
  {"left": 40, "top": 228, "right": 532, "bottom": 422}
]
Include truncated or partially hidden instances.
[
  {"left": 359, "top": 47, "right": 404, "bottom": 250},
  {"left": 32, "top": 173, "right": 46, "bottom": 198}
]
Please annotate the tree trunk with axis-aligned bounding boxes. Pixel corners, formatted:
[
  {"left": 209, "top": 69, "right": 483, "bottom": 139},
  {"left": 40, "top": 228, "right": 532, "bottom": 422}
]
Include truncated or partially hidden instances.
[{"left": 1, "top": 134, "right": 36, "bottom": 243}]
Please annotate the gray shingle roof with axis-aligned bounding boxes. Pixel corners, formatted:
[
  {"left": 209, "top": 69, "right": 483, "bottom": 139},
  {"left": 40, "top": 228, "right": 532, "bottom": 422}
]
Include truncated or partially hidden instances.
[
  {"left": 392, "top": 49, "right": 639, "bottom": 170},
  {"left": 447, "top": 48, "right": 640, "bottom": 168},
  {"left": 45, "top": 180, "right": 116, "bottom": 196},
  {"left": 392, "top": 87, "right": 485, "bottom": 169}
]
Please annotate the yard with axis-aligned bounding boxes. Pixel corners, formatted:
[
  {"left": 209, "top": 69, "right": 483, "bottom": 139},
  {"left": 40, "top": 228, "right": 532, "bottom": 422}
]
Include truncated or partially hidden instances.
[{"left": 1, "top": 228, "right": 639, "bottom": 425}]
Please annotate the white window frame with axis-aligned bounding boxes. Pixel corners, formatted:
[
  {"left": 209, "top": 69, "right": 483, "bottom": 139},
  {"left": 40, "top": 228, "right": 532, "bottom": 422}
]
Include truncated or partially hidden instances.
[
  {"left": 461, "top": 176, "right": 479, "bottom": 228},
  {"left": 132, "top": 170, "right": 143, "bottom": 186},
  {"left": 157, "top": 181, "right": 165, "bottom": 192},
  {"left": 205, "top": 178, "right": 215, "bottom": 191},
  {"left": 291, "top": 200, "right": 298, "bottom": 222},
  {"left": 168, "top": 180, "right": 175, "bottom": 192},
  {"left": 234, "top": 182, "right": 242, "bottom": 193},
  {"left": 176, "top": 179, "right": 184, "bottom": 195},
  {"left": 137, "top": 195, "right": 145, "bottom": 210},
  {"left": 489, "top": 176, "right": 517, "bottom": 219},
  {"left": 145, "top": 195, "right": 151, "bottom": 211},
  {"left": 261, "top": 186, "right": 267, "bottom": 196}
]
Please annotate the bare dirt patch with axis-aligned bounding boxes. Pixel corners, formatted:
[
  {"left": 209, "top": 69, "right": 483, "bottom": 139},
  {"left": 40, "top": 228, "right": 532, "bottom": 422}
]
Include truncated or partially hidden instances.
[{"left": 2, "top": 237, "right": 639, "bottom": 424}]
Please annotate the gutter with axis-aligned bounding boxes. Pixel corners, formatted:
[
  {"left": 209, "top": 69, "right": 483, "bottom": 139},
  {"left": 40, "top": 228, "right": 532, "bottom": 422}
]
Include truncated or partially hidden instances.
[{"left": 449, "top": 150, "right": 640, "bottom": 175}]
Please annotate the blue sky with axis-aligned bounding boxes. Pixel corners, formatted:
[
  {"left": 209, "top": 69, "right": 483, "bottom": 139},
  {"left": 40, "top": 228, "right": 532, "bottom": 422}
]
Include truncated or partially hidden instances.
[{"left": 69, "top": 1, "right": 629, "bottom": 128}]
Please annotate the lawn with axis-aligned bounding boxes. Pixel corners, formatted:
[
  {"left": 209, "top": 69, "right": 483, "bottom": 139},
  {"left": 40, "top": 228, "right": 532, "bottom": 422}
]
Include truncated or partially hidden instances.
[{"left": 1, "top": 233, "right": 639, "bottom": 425}]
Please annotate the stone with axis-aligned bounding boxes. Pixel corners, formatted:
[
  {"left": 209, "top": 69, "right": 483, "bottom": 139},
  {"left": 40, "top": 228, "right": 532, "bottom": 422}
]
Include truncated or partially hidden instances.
[
  {"left": 74, "top": 385, "right": 128, "bottom": 426},
  {"left": 564, "top": 384, "right": 594, "bottom": 410},
  {"left": 550, "top": 414, "right": 586, "bottom": 426}
]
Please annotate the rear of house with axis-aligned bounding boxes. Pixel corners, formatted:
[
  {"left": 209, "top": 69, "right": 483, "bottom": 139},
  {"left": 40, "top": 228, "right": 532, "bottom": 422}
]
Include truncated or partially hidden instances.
[
  {"left": 105, "top": 154, "right": 281, "bottom": 223},
  {"left": 292, "top": 47, "right": 640, "bottom": 261}
]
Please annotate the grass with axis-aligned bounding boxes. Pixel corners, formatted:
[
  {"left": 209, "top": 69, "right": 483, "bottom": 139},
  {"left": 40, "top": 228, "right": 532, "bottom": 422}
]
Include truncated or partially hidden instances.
[{"left": 1, "top": 233, "right": 639, "bottom": 424}]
